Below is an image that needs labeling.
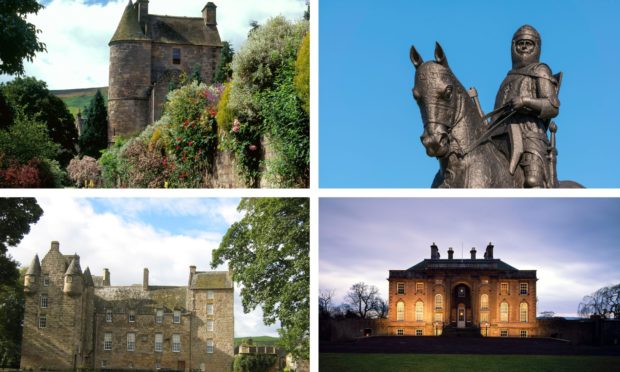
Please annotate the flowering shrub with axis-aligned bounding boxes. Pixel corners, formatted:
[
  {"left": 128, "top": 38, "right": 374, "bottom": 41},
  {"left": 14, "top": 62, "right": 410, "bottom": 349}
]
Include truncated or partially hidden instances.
[
  {"left": 97, "top": 83, "right": 223, "bottom": 188},
  {"left": 67, "top": 156, "right": 102, "bottom": 188},
  {"left": 0, "top": 157, "right": 41, "bottom": 188},
  {"left": 164, "top": 82, "right": 223, "bottom": 187}
]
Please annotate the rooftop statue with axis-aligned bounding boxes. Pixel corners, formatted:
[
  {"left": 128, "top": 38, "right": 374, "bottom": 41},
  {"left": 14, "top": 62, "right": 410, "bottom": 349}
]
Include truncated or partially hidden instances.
[{"left": 410, "top": 25, "right": 583, "bottom": 188}]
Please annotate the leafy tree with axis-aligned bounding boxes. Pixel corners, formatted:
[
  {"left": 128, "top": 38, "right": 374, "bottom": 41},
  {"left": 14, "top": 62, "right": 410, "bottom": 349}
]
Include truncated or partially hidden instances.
[
  {"left": 0, "top": 198, "right": 43, "bottom": 259},
  {"left": 295, "top": 33, "right": 310, "bottom": 114},
  {"left": 0, "top": 111, "right": 59, "bottom": 164},
  {"left": 578, "top": 284, "right": 620, "bottom": 319},
  {"left": 233, "top": 353, "right": 276, "bottom": 372},
  {"left": 1, "top": 77, "right": 77, "bottom": 166},
  {"left": 79, "top": 90, "right": 108, "bottom": 158},
  {"left": 212, "top": 198, "right": 309, "bottom": 360},
  {"left": 0, "top": 198, "right": 41, "bottom": 366},
  {"left": 0, "top": 0, "right": 46, "bottom": 75},
  {"left": 0, "top": 263, "right": 24, "bottom": 367},
  {"left": 345, "top": 282, "right": 383, "bottom": 319},
  {"left": 214, "top": 41, "right": 234, "bottom": 83}
]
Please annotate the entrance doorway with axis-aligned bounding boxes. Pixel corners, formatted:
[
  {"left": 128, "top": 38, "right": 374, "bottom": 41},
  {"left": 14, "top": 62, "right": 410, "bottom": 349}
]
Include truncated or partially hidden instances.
[
  {"left": 452, "top": 284, "right": 471, "bottom": 328},
  {"left": 457, "top": 303, "right": 466, "bottom": 328}
]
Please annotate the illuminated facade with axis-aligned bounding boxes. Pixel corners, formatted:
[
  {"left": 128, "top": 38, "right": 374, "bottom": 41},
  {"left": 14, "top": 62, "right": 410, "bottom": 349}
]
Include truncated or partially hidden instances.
[{"left": 387, "top": 243, "right": 537, "bottom": 337}]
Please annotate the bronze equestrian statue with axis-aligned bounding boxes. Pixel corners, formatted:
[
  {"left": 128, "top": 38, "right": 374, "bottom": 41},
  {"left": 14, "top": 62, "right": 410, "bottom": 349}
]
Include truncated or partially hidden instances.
[{"left": 411, "top": 25, "right": 583, "bottom": 188}]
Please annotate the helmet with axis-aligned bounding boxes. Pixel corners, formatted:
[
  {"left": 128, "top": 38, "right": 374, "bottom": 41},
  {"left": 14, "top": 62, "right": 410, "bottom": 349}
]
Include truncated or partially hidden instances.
[{"left": 511, "top": 25, "right": 541, "bottom": 69}]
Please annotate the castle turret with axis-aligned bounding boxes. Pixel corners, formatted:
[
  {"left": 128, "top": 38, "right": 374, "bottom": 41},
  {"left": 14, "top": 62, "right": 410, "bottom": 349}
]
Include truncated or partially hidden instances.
[
  {"left": 108, "top": 0, "right": 152, "bottom": 143},
  {"left": 24, "top": 255, "right": 41, "bottom": 293},
  {"left": 63, "top": 256, "right": 83, "bottom": 296},
  {"left": 83, "top": 267, "right": 94, "bottom": 288}
]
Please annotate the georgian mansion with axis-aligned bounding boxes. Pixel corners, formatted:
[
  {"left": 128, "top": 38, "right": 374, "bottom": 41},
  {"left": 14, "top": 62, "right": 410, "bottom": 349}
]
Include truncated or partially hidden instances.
[{"left": 387, "top": 243, "right": 537, "bottom": 337}]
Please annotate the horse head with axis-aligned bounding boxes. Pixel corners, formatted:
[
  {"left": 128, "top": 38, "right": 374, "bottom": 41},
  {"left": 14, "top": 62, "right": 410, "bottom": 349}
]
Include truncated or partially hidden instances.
[{"left": 411, "top": 43, "right": 467, "bottom": 158}]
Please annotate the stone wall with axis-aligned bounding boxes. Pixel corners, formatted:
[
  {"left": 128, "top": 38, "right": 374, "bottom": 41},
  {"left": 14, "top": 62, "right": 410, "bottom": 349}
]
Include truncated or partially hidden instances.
[{"left": 538, "top": 317, "right": 620, "bottom": 345}]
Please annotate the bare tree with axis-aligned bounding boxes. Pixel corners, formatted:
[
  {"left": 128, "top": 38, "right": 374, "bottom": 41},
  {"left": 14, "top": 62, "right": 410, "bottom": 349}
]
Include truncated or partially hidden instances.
[
  {"left": 578, "top": 284, "right": 620, "bottom": 319},
  {"left": 319, "top": 289, "right": 334, "bottom": 317},
  {"left": 374, "top": 297, "right": 388, "bottom": 318},
  {"left": 345, "top": 282, "right": 380, "bottom": 319}
]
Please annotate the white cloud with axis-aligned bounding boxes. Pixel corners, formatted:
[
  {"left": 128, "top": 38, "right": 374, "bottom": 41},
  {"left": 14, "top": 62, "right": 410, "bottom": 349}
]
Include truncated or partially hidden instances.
[
  {"left": 8, "top": 197, "right": 277, "bottom": 337},
  {"left": 0, "top": 0, "right": 306, "bottom": 89}
]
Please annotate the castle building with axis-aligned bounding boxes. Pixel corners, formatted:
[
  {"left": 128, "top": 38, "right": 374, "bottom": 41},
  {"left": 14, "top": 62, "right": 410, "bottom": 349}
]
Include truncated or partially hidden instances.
[
  {"left": 387, "top": 243, "right": 537, "bottom": 337},
  {"left": 21, "top": 241, "right": 234, "bottom": 371},
  {"left": 108, "top": 0, "right": 222, "bottom": 143}
]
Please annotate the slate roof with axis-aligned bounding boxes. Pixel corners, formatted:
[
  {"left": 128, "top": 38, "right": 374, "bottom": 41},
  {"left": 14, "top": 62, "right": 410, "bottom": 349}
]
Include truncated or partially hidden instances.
[
  {"left": 390, "top": 258, "right": 536, "bottom": 279},
  {"left": 190, "top": 271, "right": 232, "bottom": 289},
  {"left": 94, "top": 286, "right": 187, "bottom": 313},
  {"left": 109, "top": 1, "right": 221, "bottom": 47}
]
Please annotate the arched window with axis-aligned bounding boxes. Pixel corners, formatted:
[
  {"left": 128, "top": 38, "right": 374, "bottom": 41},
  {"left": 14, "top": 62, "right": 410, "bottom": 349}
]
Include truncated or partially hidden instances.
[
  {"left": 520, "top": 302, "right": 528, "bottom": 323},
  {"left": 415, "top": 301, "right": 424, "bottom": 321},
  {"left": 396, "top": 301, "right": 405, "bottom": 321},
  {"left": 435, "top": 294, "right": 443, "bottom": 310},
  {"left": 480, "top": 294, "right": 489, "bottom": 311},
  {"left": 500, "top": 301, "right": 509, "bottom": 322}
]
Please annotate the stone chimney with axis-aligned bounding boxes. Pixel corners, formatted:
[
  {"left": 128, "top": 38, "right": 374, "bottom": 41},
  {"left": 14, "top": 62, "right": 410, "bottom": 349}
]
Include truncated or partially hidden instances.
[
  {"left": 50, "top": 241, "right": 60, "bottom": 252},
  {"left": 143, "top": 268, "right": 149, "bottom": 290},
  {"left": 137, "top": 0, "right": 149, "bottom": 29},
  {"left": 103, "top": 268, "right": 110, "bottom": 286},
  {"left": 470, "top": 247, "right": 477, "bottom": 259},
  {"left": 189, "top": 265, "right": 196, "bottom": 286},
  {"left": 485, "top": 242, "right": 494, "bottom": 259},
  {"left": 202, "top": 2, "right": 217, "bottom": 26},
  {"left": 430, "top": 242, "right": 440, "bottom": 259},
  {"left": 448, "top": 247, "right": 454, "bottom": 260}
]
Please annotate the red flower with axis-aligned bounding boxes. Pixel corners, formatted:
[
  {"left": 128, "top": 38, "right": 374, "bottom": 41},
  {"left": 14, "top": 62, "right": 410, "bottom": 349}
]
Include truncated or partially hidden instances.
[
  {"left": 188, "top": 141, "right": 193, "bottom": 146},
  {"left": 249, "top": 144, "right": 257, "bottom": 151}
]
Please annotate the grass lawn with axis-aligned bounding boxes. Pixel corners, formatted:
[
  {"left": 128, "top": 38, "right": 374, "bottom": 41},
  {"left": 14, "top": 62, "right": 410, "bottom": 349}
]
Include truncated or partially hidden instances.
[
  {"left": 234, "top": 336, "right": 279, "bottom": 347},
  {"left": 319, "top": 353, "right": 620, "bottom": 372},
  {"left": 51, "top": 87, "right": 108, "bottom": 117}
]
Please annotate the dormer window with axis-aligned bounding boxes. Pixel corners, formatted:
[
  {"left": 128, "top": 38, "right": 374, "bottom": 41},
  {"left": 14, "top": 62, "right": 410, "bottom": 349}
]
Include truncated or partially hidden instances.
[
  {"left": 43, "top": 276, "right": 49, "bottom": 286},
  {"left": 66, "top": 276, "right": 72, "bottom": 283},
  {"left": 172, "top": 48, "right": 181, "bottom": 64}
]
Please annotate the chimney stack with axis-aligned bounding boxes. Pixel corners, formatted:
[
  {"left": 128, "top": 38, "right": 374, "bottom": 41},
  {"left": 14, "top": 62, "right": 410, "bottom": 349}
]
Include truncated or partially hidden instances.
[
  {"left": 137, "top": 0, "right": 149, "bottom": 30},
  {"left": 103, "top": 268, "right": 110, "bottom": 286},
  {"left": 448, "top": 247, "right": 454, "bottom": 260},
  {"left": 202, "top": 2, "right": 217, "bottom": 26},
  {"left": 189, "top": 265, "right": 196, "bottom": 286},
  {"left": 430, "top": 242, "right": 440, "bottom": 259},
  {"left": 51, "top": 241, "right": 60, "bottom": 252},
  {"left": 143, "top": 268, "right": 149, "bottom": 290},
  {"left": 485, "top": 242, "right": 494, "bottom": 259},
  {"left": 470, "top": 247, "right": 477, "bottom": 259}
]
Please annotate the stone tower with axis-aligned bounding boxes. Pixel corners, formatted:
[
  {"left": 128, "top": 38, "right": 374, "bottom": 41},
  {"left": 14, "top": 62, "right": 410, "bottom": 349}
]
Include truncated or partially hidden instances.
[
  {"left": 20, "top": 241, "right": 95, "bottom": 369},
  {"left": 108, "top": 0, "right": 222, "bottom": 144}
]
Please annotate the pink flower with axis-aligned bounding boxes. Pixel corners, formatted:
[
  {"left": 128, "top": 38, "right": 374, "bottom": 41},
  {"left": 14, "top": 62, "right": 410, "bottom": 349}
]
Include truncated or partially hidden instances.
[
  {"left": 232, "top": 126, "right": 240, "bottom": 133},
  {"left": 249, "top": 145, "right": 257, "bottom": 151}
]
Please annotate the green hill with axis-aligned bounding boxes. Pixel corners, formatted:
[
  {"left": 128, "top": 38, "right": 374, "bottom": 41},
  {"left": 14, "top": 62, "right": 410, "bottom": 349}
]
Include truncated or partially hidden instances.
[
  {"left": 51, "top": 87, "right": 108, "bottom": 117},
  {"left": 234, "top": 336, "right": 279, "bottom": 347}
]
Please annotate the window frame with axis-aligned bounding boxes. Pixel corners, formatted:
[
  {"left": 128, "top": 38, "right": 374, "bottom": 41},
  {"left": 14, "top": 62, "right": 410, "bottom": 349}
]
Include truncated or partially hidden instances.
[
  {"left": 43, "top": 275, "right": 49, "bottom": 286},
  {"left": 520, "top": 330, "right": 528, "bottom": 338},
  {"left": 40, "top": 294, "right": 48, "bottom": 309},
  {"left": 127, "top": 332, "right": 136, "bottom": 352},
  {"left": 206, "top": 304, "right": 214, "bottom": 315},
  {"left": 106, "top": 309, "right": 112, "bottom": 323},
  {"left": 396, "top": 301, "right": 405, "bottom": 321},
  {"left": 416, "top": 282, "right": 424, "bottom": 293},
  {"left": 172, "top": 334, "right": 181, "bottom": 352},
  {"left": 520, "top": 302, "right": 528, "bottom": 323},
  {"left": 207, "top": 290, "right": 214, "bottom": 299},
  {"left": 396, "top": 282, "right": 405, "bottom": 294},
  {"left": 38, "top": 316, "right": 47, "bottom": 328},
  {"left": 500, "top": 329, "right": 508, "bottom": 337},
  {"left": 415, "top": 300, "right": 424, "bottom": 321},
  {"left": 520, "top": 282, "right": 528, "bottom": 295},
  {"left": 206, "top": 339, "right": 214, "bottom": 353},
  {"left": 500, "top": 301, "right": 509, "bottom": 322},
  {"left": 172, "top": 48, "right": 181, "bottom": 65},
  {"left": 501, "top": 282, "right": 509, "bottom": 295},
  {"left": 155, "top": 309, "right": 163, "bottom": 324},
  {"left": 480, "top": 293, "right": 489, "bottom": 311},
  {"left": 207, "top": 319, "right": 214, "bottom": 332},
  {"left": 415, "top": 329, "right": 423, "bottom": 336},
  {"left": 397, "top": 329, "right": 404, "bottom": 336},
  {"left": 434, "top": 294, "right": 443, "bottom": 310},
  {"left": 173, "top": 310, "right": 181, "bottom": 323},
  {"left": 128, "top": 310, "right": 136, "bottom": 323},
  {"left": 155, "top": 333, "right": 163, "bottom": 352},
  {"left": 104, "top": 332, "right": 112, "bottom": 351}
]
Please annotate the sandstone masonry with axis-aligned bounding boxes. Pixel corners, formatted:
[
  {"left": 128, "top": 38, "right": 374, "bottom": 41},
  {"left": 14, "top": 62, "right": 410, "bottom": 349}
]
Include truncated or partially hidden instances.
[
  {"left": 108, "top": 0, "right": 222, "bottom": 143},
  {"left": 21, "top": 241, "right": 234, "bottom": 371}
]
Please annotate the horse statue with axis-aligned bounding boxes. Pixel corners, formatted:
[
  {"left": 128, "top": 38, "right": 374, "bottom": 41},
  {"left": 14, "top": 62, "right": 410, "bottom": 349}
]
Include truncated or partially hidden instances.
[{"left": 410, "top": 43, "right": 582, "bottom": 188}]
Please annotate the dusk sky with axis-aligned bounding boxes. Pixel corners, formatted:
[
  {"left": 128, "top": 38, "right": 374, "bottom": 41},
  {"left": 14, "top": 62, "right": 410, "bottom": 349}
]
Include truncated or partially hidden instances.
[
  {"left": 319, "top": 0, "right": 620, "bottom": 188},
  {"left": 319, "top": 198, "right": 620, "bottom": 317},
  {"left": 0, "top": 0, "right": 307, "bottom": 89},
  {"left": 7, "top": 197, "right": 281, "bottom": 338}
]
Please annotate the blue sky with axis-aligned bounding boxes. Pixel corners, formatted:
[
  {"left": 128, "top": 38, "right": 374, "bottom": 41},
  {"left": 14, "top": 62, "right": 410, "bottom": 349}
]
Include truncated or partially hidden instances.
[
  {"left": 319, "top": 198, "right": 620, "bottom": 317},
  {"left": 319, "top": 0, "right": 620, "bottom": 188},
  {"left": 9, "top": 197, "right": 280, "bottom": 337}
]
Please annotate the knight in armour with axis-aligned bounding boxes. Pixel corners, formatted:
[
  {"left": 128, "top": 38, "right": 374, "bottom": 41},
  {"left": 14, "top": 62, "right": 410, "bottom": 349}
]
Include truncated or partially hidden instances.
[{"left": 494, "top": 25, "right": 560, "bottom": 188}]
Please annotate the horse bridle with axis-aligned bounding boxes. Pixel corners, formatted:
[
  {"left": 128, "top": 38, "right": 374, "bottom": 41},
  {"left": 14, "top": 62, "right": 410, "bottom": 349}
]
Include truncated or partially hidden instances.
[{"left": 423, "top": 94, "right": 465, "bottom": 159}]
